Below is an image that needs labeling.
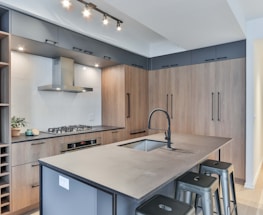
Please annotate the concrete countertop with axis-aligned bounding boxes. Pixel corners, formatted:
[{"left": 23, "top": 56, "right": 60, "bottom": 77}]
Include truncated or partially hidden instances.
[
  {"left": 39, "top": 133, "right": 231, "bottom": 200},
  {"left": 12, "top": 125, "right": 123, "bottom": 143}
]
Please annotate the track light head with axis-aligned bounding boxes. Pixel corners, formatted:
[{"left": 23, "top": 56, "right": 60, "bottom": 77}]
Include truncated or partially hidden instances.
[
  {"left": 103, "top": 14, "right": 109, "bottom": 25},
  {"left": 117, "top": 21, "right": 121, "bottom": 31},
  {"left": 82, "top": 5, "right": 91, "bottom": 18},
  {"left": 61, "top": 0, "right": 72, "bottom": 9}
]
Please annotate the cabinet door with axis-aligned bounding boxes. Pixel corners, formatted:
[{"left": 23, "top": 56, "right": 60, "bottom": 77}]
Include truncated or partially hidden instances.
[
  {"left": 101, "top": 129, "right": 126, "bottom": 144},
  {"left": 215, "top": 58, "right": 245, "bottom": 179},
  {"left": 148, "top": 69, "right": 171, "bottom": 132},
  {"left": 170, "top": 66, "right": 192, "bottom": 133},
  {"left": 11, "top": 11, "right": 58, "bottom": 44},
  {"left": 12, "top": 137, "right": 64, "bottom": 166},
  {"left": 12, "top": 163, "right": 39, "bottom": 211},
  {"left": 102, "top": 65, "right": 126, "bottom": 127},
  {"left": 125, "top": 66, "right": 148, "bottom": 138},
  {"left": 191, "top": 62, "right": 216, "bottom": 135}
]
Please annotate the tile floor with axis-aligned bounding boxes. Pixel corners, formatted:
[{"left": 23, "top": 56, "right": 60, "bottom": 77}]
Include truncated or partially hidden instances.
[{"left": 28, "top": 166, "right": 263, "bottom": 215}]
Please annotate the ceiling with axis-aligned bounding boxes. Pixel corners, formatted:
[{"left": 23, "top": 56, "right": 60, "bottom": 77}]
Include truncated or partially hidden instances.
[{"left": 0, "top": 0, "right": 263, "bottom": 57}]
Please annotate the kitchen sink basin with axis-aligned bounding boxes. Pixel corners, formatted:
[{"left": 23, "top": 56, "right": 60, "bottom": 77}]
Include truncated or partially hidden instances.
[{"left": 119, "top": 139, "right": 167, "bottom": 152}]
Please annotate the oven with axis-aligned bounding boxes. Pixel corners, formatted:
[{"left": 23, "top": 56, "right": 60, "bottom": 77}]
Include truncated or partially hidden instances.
[{"left": 61, "top": 138, "right": 101, "bottom": 153}]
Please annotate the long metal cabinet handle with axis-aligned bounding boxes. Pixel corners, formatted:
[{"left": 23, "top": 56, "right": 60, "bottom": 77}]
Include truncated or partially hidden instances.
[
  {"left": 218, "top": 92, "right": 221, "bottom": 121},
  {"left": 126, "top": 93, "right": 130, "bottom": 118},
  {"left": 211, "top": 92, "right": 214, "bottom": 121},
  {"left": 31, "top": 142, "right": 45, "bottom": 146},
  {"left": 171, "top": 94, "right": 173, "bottom": 119},
  {"left": 166, "top": 94, "right": 169, "bottom": 112}
]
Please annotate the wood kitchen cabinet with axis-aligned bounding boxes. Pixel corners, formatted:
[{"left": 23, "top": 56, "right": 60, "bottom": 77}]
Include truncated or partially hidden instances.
[
  {"left": 11, "top": 137, "right": 64, "bottom": 212},
  {"left": 148, "top": 58, "right": 245, "bottom": 180},
  {"left": 191, "top": 58, "right": 246, "bottom": 180},
  {"left": 101, "top": 129, "right": 126, "bottom": 144},
  {"left": 148, "top": 65, "right": 192, "bottom": 134},
  {"left": 0, "top": 7, "right": 11, "bottom": 214},
  {"left": 102, "top": 65, "right": 148, "bottom": 140}
]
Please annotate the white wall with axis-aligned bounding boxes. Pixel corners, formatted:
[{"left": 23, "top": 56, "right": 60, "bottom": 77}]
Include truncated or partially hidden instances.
[
  {"left": 11, "top": 52, "right": 102, "bottom": 132},
  {"left": 245, "top": 18, "right": 263, "bottom": 188}
]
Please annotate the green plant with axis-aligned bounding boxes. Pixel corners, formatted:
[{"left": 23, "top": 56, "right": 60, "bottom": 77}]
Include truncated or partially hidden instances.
[{"left": 11, "top": 116, "right": 27, "bottom": 128}]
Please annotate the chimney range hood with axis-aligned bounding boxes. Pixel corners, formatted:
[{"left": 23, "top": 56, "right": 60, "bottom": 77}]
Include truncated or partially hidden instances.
[{"left": 38, "top": 57, "right": 93, "bottom": 93}]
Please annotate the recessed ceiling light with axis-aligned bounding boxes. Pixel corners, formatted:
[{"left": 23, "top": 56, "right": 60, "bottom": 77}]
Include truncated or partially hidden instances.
[
  {"left": 95, "top": 64, "right": 99, "bottom": 68},
  {"left": 18, "top": 46, "right": 24, "bottom": 51}
]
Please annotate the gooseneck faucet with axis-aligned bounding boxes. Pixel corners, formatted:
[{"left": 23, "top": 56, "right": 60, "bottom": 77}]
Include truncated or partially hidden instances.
[{"left": 148, "top": 108, "right": 172, "bottom": 149}]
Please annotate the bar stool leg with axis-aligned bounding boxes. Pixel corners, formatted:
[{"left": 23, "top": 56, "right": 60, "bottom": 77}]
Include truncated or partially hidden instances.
[
  {"left": 221, "top": 171, "right": 231, "bottom": 215},
  {"left": 230, "top": 172, "right": 238, "bottom": 215},
  {"left": 214, "top": 189, "right": 222, "bottom": 215},
  {"left": 202, "top": 192, "right": 213, "bottom": 215}
]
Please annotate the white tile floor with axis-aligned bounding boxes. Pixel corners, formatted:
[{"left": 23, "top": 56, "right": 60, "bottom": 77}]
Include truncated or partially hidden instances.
[{"left": 28, "top": 166, "right": 263, "bottom": 215}]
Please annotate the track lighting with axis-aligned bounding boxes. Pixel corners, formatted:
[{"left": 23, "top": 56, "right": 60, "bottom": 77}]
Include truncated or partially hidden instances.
[
  {"left": 117, "top": 21, "right": 121, "bottom": 31},
  {"left": 82, "top": 5, "right": 91, "bottom": 18},
  {"left": 62, "top": 0, "right": 123, "bottom": 31},
  {"left": 61, "top": 0, "right": 72, "bottom": 9},
  {"left": 103, "top": 14, "right": 109, "bottom": 25}
]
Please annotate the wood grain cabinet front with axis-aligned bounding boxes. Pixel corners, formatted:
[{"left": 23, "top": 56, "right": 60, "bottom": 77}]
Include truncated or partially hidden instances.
[
  {"left": 102, "top": 65, "right": 148, "bottom": 140},
  {"left": 12, "top": 137, "right": 64, "bottom": 166},
  {"left": 11, "top": 163, "right": 39, "bottom": 212},
  {"left": 11, "top": 137, "right": 64, "bottom": 212}
]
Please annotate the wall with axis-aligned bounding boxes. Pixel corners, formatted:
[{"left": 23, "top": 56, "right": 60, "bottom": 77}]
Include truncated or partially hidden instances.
[
  {"left": 11, "top": 52, "right": 102, "bottom": 132},
  {"left": 245, "top": 17, "right": 263, "bottom": 188}
]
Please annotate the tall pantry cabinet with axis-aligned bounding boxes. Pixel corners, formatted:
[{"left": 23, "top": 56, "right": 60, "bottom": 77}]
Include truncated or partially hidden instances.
[
  {"left": 102, "top": 65, "right": 148, "bottom": 140},
  {"left": 191, "top": 58, "right": 246, "bottom": 180},
  {"left": 0, "top": 8, "right": 11, "bottom": 214},
  {"left": 148, "top": 66, "right": 192, "bottom": 134},
  {"left": 149, "top": 58, "right": 245, "bottom": 181}
]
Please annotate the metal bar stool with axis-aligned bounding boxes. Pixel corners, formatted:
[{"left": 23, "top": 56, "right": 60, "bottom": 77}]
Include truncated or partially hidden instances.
[
  {"left": 200, "top": 159, "right": 238, "bottom": 215},
  {"left": 175, "top": 172, "right": 222, "bottom": 215},
  {"left": 136, "top": 194, "right": 195, "bottom": 215}
]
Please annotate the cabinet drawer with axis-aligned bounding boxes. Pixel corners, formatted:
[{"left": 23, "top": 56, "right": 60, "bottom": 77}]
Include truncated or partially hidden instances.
[
  {"left": 11, "top": 162, "right": 39, "bottom": 211},
  {"left": 12, "top": 137, "right": 64, "bottom": 166},
  {"left": 102, "top": 129, "right": 126, "bottom": 144}
]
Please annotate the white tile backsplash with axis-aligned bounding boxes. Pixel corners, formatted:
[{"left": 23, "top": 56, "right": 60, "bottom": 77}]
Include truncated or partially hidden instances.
[{"left": 11, "top": 52, "right": 102, "bottom": 132}]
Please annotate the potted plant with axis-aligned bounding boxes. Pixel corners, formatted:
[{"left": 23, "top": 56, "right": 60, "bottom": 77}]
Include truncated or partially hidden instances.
[{"left": 11, "top": 116, "right": 27, "bottom": 137}]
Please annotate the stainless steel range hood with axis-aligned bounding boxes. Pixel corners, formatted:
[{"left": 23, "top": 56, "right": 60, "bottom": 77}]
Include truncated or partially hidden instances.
[{"left": 38, "top": 57, "right": 93, "bottom": 93}]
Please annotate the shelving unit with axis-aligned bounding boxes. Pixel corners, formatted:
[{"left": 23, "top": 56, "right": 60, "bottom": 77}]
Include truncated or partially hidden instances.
[{"left": 0, "top": 8, "right": 10, "bottom": 215}]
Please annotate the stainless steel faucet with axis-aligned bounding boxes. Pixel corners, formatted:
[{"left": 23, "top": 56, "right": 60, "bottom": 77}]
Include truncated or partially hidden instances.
[{"left": 148, "top": 108, "right": 172, "bottom": 149}]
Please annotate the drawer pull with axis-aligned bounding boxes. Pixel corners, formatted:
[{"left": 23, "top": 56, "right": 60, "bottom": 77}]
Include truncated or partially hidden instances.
[
  {"left": 111, "top": 131, "right": 119, "bottom": 134},
  {"left": 130, "top": 130, "right": 146, "bottom": 135},
  {"left": 32, "top": 184, "right": 40, "bottom": 188},
  {"left": 31, "top": 142, "right": 45, "bottom": 146},
  {"left": 31, "top": 163, "right": 39, "bottom": 167}
]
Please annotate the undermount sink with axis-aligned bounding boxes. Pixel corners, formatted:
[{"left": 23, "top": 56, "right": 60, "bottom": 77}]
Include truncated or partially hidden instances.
[{"left": 119, "top": 139, "right": 167, "bottom": 152}]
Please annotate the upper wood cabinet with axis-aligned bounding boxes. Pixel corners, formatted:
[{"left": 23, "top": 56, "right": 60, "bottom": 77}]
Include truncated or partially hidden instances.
[{"left": 102, "top": 65, "right": 148, "bottom": 140}]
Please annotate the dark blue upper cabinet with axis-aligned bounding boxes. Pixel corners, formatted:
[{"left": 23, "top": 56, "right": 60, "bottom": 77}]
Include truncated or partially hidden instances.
[
  {"left": 191, "top": 46, "right": 216, "bottom": 64},
  {"left": 215, "top": 40, "right": 246, "bottom": 60},
  {"left": 11, "top": 10, "right": 59, "bottom": 45},
  {"left": 150, "top": 51, "right": 191, "bottom": 70}
]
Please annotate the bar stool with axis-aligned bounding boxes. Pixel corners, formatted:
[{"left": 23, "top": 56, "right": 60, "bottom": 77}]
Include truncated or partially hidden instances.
[
  {"left": 136, "top": 194, "right": 195, "bottom": 215},
  {"left": 200, "top": 159, "right": 238, "bottom": 215},
  {"left": 175, "top": 172, "right": 222, "bottom": 215}
]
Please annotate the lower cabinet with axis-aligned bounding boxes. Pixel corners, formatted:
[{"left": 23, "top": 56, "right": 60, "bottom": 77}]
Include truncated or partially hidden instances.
[
  {"left": 101, "top": 129, "right": 126, "bottom": 144},
  {"left": 11, "top": 163, "right": 39, "bottom": 211},
  {"left": 11, "top": 137, "right": 64, "bottom": 213}
]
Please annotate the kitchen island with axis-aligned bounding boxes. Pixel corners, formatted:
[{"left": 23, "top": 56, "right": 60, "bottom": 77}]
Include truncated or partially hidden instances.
[{"left": 39, "top": 133, "right": 231, "bottom": 215}]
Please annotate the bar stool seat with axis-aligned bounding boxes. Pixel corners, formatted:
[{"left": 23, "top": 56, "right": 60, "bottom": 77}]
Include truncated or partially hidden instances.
[
  {"left": 175, "top": 171, "right": 222, "bottom": 215},
  {"left": 200, "top": 159, "right": 238, "bottom": 215},
  {"left": 136, "top": 194, "right": 195, "bottom": 215}
]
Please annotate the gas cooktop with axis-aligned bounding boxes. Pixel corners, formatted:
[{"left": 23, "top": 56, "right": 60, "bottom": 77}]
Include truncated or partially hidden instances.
[{"left": 47, "top": 125, "right": 92, "bottom": 134}]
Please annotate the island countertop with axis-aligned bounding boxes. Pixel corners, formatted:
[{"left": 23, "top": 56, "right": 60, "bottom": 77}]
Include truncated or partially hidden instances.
[{"left": 39, "top": 133, "right": 231, "bottom": 200}]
